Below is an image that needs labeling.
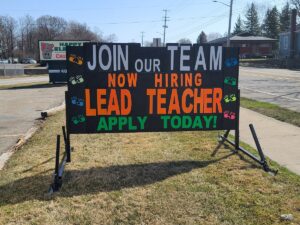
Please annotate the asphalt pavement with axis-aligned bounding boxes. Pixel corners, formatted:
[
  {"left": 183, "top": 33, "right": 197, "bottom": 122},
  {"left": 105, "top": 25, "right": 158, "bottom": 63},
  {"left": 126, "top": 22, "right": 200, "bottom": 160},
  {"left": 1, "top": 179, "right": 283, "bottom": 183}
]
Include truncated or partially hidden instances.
[
  {"left": 0, "top": 79, "right": 66, "bottom": 156},
  {"left": 239, "top": 67, "right": 300, "bottom": 112}
]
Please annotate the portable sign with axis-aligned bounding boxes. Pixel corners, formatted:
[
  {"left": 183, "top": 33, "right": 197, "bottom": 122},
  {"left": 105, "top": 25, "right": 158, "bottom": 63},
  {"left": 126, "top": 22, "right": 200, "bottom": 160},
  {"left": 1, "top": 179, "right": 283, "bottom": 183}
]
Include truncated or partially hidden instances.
[
  {"left": 39, "top": 41, "right": 89, "bottom": 61},
  {"left": 66, "top": 43, "right": 239, "bottom": 133},
  {"left": 51, "top": 44, "right": 278, "bottom": 192}
]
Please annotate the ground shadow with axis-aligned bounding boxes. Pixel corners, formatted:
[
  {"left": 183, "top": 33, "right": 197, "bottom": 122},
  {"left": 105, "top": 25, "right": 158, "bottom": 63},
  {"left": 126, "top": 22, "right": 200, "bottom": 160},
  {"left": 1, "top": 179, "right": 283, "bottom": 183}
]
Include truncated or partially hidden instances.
[
  {"left": 5, "top": 83, "right": 66, "bottom": 90},
  {"left": 0, "top": 156, "right": 233, "bottom": 206}
]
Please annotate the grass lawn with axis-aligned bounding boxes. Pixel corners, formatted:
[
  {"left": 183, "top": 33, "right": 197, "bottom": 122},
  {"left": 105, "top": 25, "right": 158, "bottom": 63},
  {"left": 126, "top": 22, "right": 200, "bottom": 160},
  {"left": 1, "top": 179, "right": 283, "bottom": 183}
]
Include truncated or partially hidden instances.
[
  {"left": 240, "top": 97, "right": 300, "bottom": 127},
  {"left": 0, "top": 111, "right": 300, "bottom": 225},
  {"left": 240, "top": 58, "right": 268, "bottom": 62}
]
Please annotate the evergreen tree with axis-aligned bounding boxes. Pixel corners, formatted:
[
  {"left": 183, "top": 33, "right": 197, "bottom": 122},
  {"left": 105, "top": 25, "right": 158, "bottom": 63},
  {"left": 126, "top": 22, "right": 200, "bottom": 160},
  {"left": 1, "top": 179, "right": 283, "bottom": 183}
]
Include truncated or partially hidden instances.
[
  {"left": 233, "top": 15, "right": 244, "bottom": 35},
  {"left": 280, "top": 2, "right": 291, "bottom": 32},
  {"left": 244, "top": 3, "right": 261, "bottom": 36},
  {"left": 196, "top": 31, "right": 207, "bottom": 44},
  {"left": 263, "top": 6, "right": 280, "bottom": 38}
]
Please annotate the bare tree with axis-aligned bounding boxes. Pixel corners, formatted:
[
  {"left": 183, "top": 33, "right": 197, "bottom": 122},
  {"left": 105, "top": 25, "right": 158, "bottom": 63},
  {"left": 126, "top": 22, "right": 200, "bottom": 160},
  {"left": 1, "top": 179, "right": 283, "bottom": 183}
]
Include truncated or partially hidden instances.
[
  {"left": 178, "top": 38, "right": 192, "bottom": 44},
  {"left": 0, "top": 16, "right": 17, "bottom": 59},
  {"left": 62, "top": 21, "right": 100, "bottom": 41},
  {"left": 104, "top": 34, "right": 117, "bottom": 42},
  {"left": 36, "top": 15, "right": 67, "bottom": 40},
  {"left": 1, "top": 14, "right": 115, "bottom": 60},
  {"left": 18, "top": 15, "right": 37, "bottom": 58}
]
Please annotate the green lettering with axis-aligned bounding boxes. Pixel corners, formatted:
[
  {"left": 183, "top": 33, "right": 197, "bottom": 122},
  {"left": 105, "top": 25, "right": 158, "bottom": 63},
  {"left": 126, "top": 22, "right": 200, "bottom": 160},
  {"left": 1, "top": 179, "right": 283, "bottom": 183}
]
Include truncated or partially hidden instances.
[
  {"left": 128, "top": 117, "right": 137, "bottom": 130},
  {"left": 182, "top": 116, "right": 192, "bottom": 129},
  {"left": 97, "top": 117, "right": 108, "bottom": 131},
  {"left": 108, "top": 117, "right": 118, "bottom": 130},
  {"left": 137, "top": 116, "right": 147, "bottom": 130},
  {"left": 203, "top": 115, "right": 213, "bottom": 128},
  {"left": 118, "top": 117, "right": 127, "bottom": 130},
  {"left": 192, "top": 116, "right": 203, "bottom": 129},
  {"left": 160, "top": 116, "right": 170, "bottom": 129},
  {"left": 171, "top": 116, "right": 181, "bottom": 129}
]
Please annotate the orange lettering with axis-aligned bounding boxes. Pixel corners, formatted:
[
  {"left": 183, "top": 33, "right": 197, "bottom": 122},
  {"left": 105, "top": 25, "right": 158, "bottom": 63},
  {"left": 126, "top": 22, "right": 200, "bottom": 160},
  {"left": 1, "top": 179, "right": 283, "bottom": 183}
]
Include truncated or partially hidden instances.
[
  {"left": 194, "top": 73, "right": 202, "bottom": 86},
  {"left": 171, "top": 73, "right": 178, "bottom": 87},
  {"left": 203, "top": 89, "right": 213, "bottom": 113},
  {"left": 157, "top": 89, "right": 166, "bottom": 114},
  {"left": 97, "top": 89, "right": 107, "bottom": 115},
  {"left": 127, "top": 73, "right": 137, "bottom": 87},
  {"left": 147, "top": 89, "right": 156, "bottom": 114},
  {"left": 194, "top": 89, "right": 204, "bottom": 113},
  {"left": 182, "top": 88, "right": 193, "bottom": 113},
  {"left": 121, "top": 89, "right": 132, "bottom": 115},
  {"left": 108, "top": 73, "right": 116, "bottom": 87},
  {"left": 168, "top": 89, "right": 180, "bottom": 114},
  {"left": 107, "top": 89, "right": 120, "bottom": 115},
  {"left": 85, "top": 89, "right": 96, "bottom": 116},
  {"left": 154, "top": 73, "right": 163, "bottom": 87},
  {"left": 213, "top": 88, "right": 222, "bottom": 113}
]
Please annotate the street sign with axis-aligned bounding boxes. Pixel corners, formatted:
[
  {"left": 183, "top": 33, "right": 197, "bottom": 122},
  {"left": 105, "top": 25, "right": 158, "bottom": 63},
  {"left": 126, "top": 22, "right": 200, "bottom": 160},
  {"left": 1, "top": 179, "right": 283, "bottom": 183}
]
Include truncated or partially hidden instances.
[{"left": 66, "top": 43, "right": 239, "bottom": 133}]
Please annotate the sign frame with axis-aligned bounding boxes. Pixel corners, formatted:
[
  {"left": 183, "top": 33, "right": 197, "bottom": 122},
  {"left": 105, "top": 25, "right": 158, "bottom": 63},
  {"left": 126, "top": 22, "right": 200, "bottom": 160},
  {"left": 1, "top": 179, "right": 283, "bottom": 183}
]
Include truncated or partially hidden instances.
[{"left": 48, "top": 43, "right": 277, "bottom": 193}]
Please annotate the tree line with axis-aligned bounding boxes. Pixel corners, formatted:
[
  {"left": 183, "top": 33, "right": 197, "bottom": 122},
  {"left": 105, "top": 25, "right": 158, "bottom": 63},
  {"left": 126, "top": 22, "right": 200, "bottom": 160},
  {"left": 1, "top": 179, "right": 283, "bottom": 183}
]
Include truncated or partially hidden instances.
[
  {"left": 196, "top": 1, "right": 294, "bottom": 44},
  {"left": 0, "top": 15, "right": 115, "bottom": 60}
]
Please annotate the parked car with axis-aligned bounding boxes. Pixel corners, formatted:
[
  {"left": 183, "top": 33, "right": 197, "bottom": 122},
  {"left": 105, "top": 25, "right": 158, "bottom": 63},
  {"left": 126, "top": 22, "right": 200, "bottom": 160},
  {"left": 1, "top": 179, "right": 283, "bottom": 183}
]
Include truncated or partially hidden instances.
[
  {"left": 21, "top": 58, "right": 37, "bottom": 64},
  {"left": 0, "top": 59, "right": 9, "bottom": 64}
]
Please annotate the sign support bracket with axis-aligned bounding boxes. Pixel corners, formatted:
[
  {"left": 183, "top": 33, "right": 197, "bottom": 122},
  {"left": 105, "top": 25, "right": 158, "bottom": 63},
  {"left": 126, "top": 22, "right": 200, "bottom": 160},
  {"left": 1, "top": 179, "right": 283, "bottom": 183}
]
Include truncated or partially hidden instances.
[
  {"left": 216, "top": 90, "right": 277, "bottom": 175},
  {"left": 49, "top": 126, "right": 72, "bottom": 193},
  {"left": 217, "top": 127, "right": 278, "bottom": 175}
]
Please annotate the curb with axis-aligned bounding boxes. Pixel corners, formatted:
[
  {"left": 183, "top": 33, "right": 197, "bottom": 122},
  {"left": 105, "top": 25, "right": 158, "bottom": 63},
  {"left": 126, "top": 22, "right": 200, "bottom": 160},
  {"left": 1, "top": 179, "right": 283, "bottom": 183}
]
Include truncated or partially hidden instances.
[{"left": 41, "top": 102, "right": 65, "bottom": 118}]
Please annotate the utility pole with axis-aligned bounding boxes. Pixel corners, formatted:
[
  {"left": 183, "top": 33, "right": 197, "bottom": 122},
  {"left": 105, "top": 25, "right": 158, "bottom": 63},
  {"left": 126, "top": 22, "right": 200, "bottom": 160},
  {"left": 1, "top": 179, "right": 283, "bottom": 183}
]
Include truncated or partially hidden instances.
[
  {"left": 227, "top": 0, "right": 233, "bottom": 47},
  {"left": 141, "top": 32, "right": 145, "bottom": 47},
  {"left": 213, "top": 0, "right": 233, "bottom": 47},
  {"left": 162, "top": 9, "right": 169, "bottom": 46}
]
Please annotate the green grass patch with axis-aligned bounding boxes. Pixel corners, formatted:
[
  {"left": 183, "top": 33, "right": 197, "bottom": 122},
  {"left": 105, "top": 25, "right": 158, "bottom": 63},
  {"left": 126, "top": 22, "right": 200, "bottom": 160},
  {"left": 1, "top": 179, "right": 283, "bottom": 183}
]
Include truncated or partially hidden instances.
[
  {"left": 241, "top": 97, "right": 300, "bottom": 127},
  {"left": 0, "top": 111, "right": 299, "bottom": 224},
  {"left": 240, "top": 58, "right": 268, "bottom": 62}
]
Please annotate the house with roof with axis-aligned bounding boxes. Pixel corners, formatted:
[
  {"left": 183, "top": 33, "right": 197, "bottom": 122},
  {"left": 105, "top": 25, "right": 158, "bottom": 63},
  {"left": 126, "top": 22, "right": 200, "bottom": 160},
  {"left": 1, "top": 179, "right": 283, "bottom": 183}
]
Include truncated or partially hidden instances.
[{"left": 208, "top": 33, "right": 277, "bottom": 58}]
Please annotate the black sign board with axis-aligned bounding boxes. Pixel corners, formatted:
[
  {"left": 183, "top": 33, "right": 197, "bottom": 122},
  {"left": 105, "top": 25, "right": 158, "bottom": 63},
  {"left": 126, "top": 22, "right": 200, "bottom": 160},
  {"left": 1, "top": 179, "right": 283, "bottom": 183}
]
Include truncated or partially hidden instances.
[{"left": 66, "top": 43, "right": 239, "bottom": 134}]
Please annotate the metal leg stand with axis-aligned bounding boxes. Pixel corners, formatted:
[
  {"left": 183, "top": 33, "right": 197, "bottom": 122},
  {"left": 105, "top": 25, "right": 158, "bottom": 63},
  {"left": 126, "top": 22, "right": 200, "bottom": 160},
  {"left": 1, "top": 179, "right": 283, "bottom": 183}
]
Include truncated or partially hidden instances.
[
  {"left": 49, "top": 127, "right": 71, "bottom": 193},
  {"left": 50, "top": 135, "right": 63, "bottom": 192},
  {"left": 62, "top": 126, "right": 71, "bottom": 162},
  {"left": 217, "top": 125, "right": 278, "bottom": 175}
]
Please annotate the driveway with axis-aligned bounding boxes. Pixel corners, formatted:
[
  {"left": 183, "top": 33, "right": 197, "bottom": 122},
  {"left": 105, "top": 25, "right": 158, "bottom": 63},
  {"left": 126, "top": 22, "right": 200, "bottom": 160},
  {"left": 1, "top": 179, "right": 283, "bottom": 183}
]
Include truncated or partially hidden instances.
[
  {"left": 239, "top": 67, "right": 300, "bottom": 112},
  {"left": 0, "top": 82, "right": 66, "bottom": 156}
]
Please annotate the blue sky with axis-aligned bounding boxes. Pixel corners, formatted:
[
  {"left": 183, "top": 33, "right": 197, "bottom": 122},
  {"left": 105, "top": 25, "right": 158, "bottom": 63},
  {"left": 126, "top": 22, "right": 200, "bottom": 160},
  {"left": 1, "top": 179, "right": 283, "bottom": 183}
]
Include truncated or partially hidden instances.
[{"left": 0, "top": 0, "right": 287, "bottom": 43}]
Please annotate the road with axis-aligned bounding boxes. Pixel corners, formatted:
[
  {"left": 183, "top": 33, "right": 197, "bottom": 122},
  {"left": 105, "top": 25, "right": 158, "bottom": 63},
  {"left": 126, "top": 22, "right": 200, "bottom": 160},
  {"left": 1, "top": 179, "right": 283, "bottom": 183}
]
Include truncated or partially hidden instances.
[
  {"left": 0, "top": 75, "right": 49, "bottom": 86},
  {"left": 0, "top": 80, "right": 66, "bottom": 156},
  {"left": 239, "top": 67, "right": 300, "bottom": 112}
]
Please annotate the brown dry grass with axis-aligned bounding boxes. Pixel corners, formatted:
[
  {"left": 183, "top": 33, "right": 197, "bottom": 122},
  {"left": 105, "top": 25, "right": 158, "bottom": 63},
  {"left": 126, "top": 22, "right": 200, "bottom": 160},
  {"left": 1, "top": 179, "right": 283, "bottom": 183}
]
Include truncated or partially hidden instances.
[{"left": 0, "top": 111, "right": 300, "bottom": 225}]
